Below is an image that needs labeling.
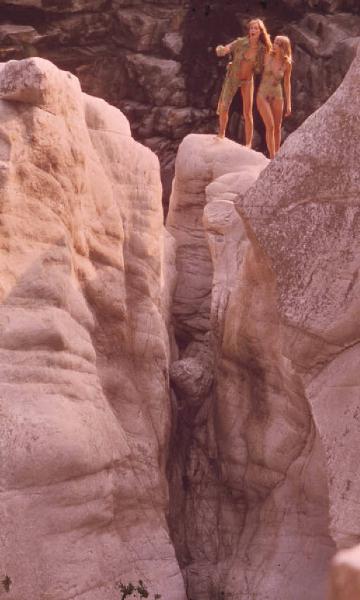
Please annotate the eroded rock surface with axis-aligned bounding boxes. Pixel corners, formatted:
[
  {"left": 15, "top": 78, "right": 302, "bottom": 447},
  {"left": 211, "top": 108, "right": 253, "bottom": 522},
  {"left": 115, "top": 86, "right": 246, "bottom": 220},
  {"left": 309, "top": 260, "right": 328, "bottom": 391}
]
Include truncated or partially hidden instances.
[
  {"left": 166, "top": 135, "right": 270, "bottom": 599},
  {"left": 234, "top": 38, "right": 360, "bottom": 560},
  {"left": 166, "top": 134, "right": 268, "bottom": 344},
  {"left": 330, "top": 545, "right": 360, "bottom": 600},
  {"left": 0, "top": 1, "right": 359, "bottom": 204},
  {"left": 166, "top": 44, "right": 360, "bottom": 600},
  {"left": 0, "top": 57, "right": 185, "bottom": 600},
  {"left": 1, "top": 35, "right": 360, "bottom": 600}
]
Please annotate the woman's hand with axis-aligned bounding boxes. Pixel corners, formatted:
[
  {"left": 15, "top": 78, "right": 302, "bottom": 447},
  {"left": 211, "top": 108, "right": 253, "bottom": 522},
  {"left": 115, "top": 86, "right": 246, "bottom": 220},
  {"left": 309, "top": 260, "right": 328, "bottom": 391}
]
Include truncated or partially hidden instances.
[
  {"left": 216, "top": 45, "right": 227, "bottom": 57},
  {"left": 285, "top": 104, "right": 292, "bottom": 117}
]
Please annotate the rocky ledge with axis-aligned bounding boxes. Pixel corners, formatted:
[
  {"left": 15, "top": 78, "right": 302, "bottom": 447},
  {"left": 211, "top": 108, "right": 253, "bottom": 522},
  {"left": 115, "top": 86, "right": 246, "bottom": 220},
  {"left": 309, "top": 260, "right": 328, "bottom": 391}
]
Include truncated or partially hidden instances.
[
  {"left": 0, "top": 35, "right": 360, "bottom": 600},
  {"left": 0, "top": 0, "right": 359, "bottom": 204},
  {"left": 0, "top": 56, "right": 184, "bottom": 600},
  {"left": 166, "top": 41, "right": 360, "bottom": 600}
]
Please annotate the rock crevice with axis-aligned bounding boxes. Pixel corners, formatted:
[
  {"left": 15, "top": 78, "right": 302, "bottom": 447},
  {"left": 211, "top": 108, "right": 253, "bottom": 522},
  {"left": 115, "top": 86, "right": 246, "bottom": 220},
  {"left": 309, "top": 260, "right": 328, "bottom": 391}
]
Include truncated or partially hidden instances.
[
  {"left": 0, "top": 56, "right": 185, "bottom": 600},
  {"left": 166, "top": 42, "right": 360, "bottom": 600},
  {"left": 0, "top": 0, "right": 359, "bottom": 204}
]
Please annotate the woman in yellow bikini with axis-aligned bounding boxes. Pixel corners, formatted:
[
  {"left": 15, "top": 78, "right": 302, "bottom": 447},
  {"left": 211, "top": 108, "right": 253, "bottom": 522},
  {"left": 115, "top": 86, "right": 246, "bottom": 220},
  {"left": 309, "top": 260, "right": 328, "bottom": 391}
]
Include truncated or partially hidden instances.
[
  {"left": 215, "top": 19, "right": 272, "bottom": 147},
  {"left": 257, "top": 35, "right": 292, "bottom": 158}
]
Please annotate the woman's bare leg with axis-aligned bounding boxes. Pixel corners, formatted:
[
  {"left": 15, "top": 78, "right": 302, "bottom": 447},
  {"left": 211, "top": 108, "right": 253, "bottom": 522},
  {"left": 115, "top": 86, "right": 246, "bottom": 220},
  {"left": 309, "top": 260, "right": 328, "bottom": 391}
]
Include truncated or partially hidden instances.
[
  {"left": 241, "top": 79, "right": 254, "bottom": 147},
  {"left": 271, "top": 97, "right": 284, "bottom": 153},
  {"left": 217, "top": 106, "right": 229, "bottom": 138},
  {"left": 257, "top": 94, "right": 275, "bottom": 158}
]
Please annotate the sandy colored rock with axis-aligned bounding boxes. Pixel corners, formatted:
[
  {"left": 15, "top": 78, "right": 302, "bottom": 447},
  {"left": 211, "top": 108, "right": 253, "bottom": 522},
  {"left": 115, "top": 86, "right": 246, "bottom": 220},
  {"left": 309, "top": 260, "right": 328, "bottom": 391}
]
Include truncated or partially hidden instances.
[
  {"left": 214, "top": 38, "right": 360, "bottom": 600},
  {"left": 1, "top": 2, "right": 358, "bottom": 208},
  {"left": 168, "top": 43, "right": 360, "bottom": 600},
  {"left": 330, "top": 545, "right": 360, "bottom": 600},
  {"left": 166, "top": 133, "right": 268, "bottom": 343},
  {"left": 0, "top": 56, "right": 83, "bottom": 115},
  {"left": 166, "top": 134, "right": 270, "bottom": 599},
  {"left": 0, "top": 57, "right": 185, "bottom": 600},
  {"left": 252, "top": 43, "right": 360, "bottom": 553},
  {"left": 204, "top": 169, "right": 264, "bottom": 329}
]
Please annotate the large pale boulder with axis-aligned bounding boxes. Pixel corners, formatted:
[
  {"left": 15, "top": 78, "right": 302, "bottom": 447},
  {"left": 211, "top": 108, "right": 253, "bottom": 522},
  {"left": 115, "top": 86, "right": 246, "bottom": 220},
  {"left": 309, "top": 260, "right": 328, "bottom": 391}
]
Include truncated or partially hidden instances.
[
  {"left": 235, "top": 40, "right": 360, "bottom": 547},
  {"left": 215, "top": 38, "right": 360, "bottom": 600},
  {"left": 330, "top": 545, "right": 360, "bottom": 600},
  {"left": 167, "top": 42, "right": 360, "bottom": 600},
  {"left": 204, "top": 170, "right": 264, "bottom": 329},
  {"left": 0, "top": 57, "right": 185, "bottom": 600},
  {"left": 0, "top": 1, "right": 358, "bottom": 207},
  {"left": 166, "top": 134, "right": 268, "bottom": 343},
  {"left": 166, "top": 134, "right": 269, "bottom": 598}
]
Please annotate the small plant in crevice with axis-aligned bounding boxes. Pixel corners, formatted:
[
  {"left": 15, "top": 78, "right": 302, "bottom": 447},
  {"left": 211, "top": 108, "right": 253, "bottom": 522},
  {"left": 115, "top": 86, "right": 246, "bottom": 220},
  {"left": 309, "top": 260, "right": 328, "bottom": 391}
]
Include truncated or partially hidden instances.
[
  {"left": 1, "top": 575, "right": 12, "bottom": 593},
  {"left": 115, "top": 579, "right": 161, "bottom": 600}
]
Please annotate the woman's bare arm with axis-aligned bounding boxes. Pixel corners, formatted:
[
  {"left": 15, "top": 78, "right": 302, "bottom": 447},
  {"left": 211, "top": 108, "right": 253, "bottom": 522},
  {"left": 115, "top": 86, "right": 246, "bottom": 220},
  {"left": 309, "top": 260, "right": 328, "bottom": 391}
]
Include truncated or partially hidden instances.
[
  {"left": 215, "top": 43, "right": 232, "bottom": 57},
  {"left": 284, "top": 63, "right": 292, "bottom": 116}
]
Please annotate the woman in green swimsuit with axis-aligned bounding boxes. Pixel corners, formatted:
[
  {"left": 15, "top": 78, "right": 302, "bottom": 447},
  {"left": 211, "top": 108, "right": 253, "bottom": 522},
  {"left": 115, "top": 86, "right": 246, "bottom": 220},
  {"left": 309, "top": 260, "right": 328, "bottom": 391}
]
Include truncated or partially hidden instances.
[
  {"left": 257, "top": 35, "right": 292, "bottom": 158},
  {"left": 215, "top": 19, "right": 272, "bottom": 147}
]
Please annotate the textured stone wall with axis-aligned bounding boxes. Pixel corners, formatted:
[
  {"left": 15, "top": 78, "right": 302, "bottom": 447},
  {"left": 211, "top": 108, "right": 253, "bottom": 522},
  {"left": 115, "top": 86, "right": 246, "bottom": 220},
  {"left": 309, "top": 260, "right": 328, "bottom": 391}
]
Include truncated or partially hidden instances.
[
  {"left": 166, "top": 42, "right": 360, "bottom": 599},
  {"left": 0, "top": 56, "right": 185, "bottom": 600},
  {"left": 0, "top": 0, "right": 359, "bottom": 204}
]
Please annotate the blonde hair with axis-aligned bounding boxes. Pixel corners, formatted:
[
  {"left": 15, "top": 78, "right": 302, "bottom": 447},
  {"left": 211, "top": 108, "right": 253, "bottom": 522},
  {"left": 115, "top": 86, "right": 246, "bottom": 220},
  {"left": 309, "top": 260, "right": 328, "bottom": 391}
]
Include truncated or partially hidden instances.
[
  {"left": 248, "top": 18, "right": 272, "bottom": 54},
  {"left": 274, "top": 35, "right": 292, "bottom": 65}
]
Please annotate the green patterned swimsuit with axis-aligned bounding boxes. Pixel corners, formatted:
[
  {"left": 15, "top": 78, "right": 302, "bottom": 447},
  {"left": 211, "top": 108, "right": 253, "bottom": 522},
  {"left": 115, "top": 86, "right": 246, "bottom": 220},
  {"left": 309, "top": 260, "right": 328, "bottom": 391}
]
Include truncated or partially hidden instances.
[
  {"left": 217, "top": 37, "right": 265, "bottom": 114},
  {"left": 258, "top": 56, "right": 285, "bottom": 101}
]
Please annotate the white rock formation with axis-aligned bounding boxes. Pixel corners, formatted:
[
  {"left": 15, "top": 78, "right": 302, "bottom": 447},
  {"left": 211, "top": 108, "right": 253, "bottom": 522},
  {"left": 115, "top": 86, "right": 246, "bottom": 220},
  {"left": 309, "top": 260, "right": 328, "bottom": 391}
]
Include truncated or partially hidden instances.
[
  {"left": 1, "top": 38, "right": 359, "bottom": 600},
  {"left": 234, "top": 38, "right": 360, "bottom": 565},
  {"left": 167, "top": 43, "right": 360, "bottom": 600},
  {"left": 330, "top": 545, "right": 360, "bottom": 600},
  {"left": 166, "top": 135, "right": 269, "bottom": 599},
  {"left": 0, "top": 57, "right": 185, "bottom": 600},
  {"left": 204, "top": 170, "right": 264, "bottom": 330},
  {"left": 166, "top": 134, "right": 268, "bottom": 343}
]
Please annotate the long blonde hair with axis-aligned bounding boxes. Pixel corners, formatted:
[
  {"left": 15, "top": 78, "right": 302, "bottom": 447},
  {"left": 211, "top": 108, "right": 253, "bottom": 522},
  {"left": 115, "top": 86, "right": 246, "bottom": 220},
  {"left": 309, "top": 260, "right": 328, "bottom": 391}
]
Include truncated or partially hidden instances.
[
  {"left": 248, "top": 18, "right": 272, "bottom": 54},
  {"left": 274, "top": 35, "right": 292, "bottom": 65}
]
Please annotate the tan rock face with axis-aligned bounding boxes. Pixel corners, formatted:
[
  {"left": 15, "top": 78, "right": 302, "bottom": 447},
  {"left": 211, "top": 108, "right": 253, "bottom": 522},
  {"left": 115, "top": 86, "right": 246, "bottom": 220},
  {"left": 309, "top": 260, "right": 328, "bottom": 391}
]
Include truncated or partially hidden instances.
[
  {"left": 166, "top": 134, "right": 268, "bottom": 344},
  {"left": 330, "top": 545, "right": 360, "bottom": 600},
  {"left": 167, "top": 45, "right": 360, "bottom": 599},
  {"left": 236, "top": 41, "right": 360, "bottom": 555},
  {"left": 0, "top": 58, "right": 185, "bottom": 600},
  {"left": 166, "top": 135, "right": 271, "bottom": 598},
  {"left": 0, "top": 2, "right": 358, "bottom": 207}
]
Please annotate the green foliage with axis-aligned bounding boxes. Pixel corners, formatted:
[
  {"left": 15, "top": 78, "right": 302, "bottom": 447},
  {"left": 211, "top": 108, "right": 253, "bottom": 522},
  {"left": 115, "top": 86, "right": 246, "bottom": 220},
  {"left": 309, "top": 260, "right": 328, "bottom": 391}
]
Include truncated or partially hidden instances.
[{"left": 115, "top": 579, "right": 161, "bottom": 600}]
